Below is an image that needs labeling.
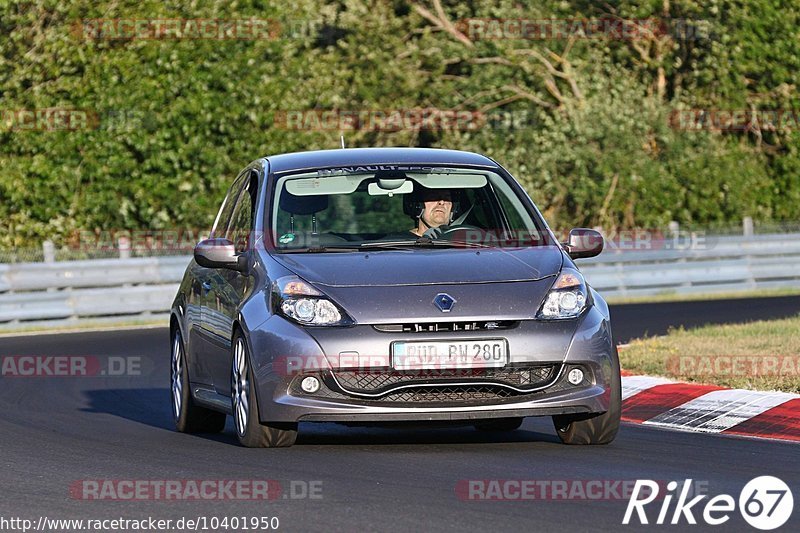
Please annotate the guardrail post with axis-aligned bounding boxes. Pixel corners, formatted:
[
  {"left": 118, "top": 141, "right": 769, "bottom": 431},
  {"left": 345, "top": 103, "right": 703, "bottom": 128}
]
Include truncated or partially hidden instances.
[
  {"left": 668, "top": 221, "right": 680, "bottom": 240},
  {"left": 742, "top": 217, "right": 757, "bottom": 288},
  {"left": 743, "top": 216, "right": 754, "bottom": 237},
  {"left": 42, "top": 240, "right": 55, "bottom": 263},
  {"left": 119, "top": 236, "right": 131, "bottom": 259}
]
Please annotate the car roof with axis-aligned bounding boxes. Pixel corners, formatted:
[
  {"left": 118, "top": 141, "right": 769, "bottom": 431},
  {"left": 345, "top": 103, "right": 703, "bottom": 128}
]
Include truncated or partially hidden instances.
[{"left": 264, "top": 147, "right": 499, "bottom": 174}]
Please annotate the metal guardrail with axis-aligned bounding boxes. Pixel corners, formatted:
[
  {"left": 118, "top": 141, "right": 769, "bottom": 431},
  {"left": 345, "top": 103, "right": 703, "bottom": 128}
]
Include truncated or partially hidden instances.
[
  {"left": 1, "top": 233, "right": 799, "bottom": 328},
  {"left": 580, "top": 233, "right": 800, "bottom": 297},
  {"left": 0, "top": 257, "right": 188, "bottom": 327}
]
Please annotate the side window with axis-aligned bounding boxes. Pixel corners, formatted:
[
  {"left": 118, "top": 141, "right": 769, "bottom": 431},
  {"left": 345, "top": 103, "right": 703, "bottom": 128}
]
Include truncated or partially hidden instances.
[
  {"left": 211, "top": 172, "right": 248, "bottom": 238},
  {"left": 492, "top": 182, "right": 528, "bottom": 231},
  {"left": 227, "top": 172, "right": 257, "bottom": 253},
  {"left": 460, "top": 187, "right": 498, "bottom": 229}
]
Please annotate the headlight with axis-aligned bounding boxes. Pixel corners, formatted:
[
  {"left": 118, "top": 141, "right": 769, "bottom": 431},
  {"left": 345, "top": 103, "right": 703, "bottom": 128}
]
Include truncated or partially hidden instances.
[
  {"left": 536, "top": 268, "right": 588, "bottom": 319},
  {"left": 272, "top": 275, "right": 354, "bottom": 326}
]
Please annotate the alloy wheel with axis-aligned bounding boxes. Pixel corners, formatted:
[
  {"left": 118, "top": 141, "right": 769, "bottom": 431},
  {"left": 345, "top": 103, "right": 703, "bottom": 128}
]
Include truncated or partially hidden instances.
[{"left": 232, "top": 338, "right": 250, "bottom": 436}]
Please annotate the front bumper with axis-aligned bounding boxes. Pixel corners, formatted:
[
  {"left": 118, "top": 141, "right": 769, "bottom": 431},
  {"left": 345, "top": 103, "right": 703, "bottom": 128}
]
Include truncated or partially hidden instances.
[{"left": 246, "top": 304, "right": 615, "bottom": 423}]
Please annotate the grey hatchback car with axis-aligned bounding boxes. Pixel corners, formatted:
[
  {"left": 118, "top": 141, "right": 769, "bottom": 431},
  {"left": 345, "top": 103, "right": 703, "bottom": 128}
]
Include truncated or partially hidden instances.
[{"left": 170, "top": 147, "right": 620, "bottom": 447}]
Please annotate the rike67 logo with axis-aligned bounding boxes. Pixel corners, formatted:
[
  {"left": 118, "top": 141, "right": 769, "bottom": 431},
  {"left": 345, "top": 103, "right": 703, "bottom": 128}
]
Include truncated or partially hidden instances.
[{"left": 624, "top": 476, "right": 794, "bottom": 530}]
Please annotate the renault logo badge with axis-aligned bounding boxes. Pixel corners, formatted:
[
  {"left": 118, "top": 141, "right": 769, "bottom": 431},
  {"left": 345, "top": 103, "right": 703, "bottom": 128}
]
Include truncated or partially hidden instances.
[{"left": 433, "top": 293, "right": 456, "bottom": 312}]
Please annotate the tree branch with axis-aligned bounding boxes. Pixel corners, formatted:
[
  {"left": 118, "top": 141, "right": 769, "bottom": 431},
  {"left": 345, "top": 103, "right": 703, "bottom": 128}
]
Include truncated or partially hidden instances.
[
  {"left": 412, "top": 1, "right": 474, "bottom": 48},
  {"left": 502, "top": 84, "right": 558, "bottom": 109}
]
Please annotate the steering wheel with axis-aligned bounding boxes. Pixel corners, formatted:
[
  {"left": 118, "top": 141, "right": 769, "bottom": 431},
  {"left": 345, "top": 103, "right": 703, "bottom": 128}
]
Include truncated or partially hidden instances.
[
  {"left": 423, "top": 224, "right": 482, "bottom": 240},
  {"left": 442, "top": 224, "right": 481, "bottom": 235}
]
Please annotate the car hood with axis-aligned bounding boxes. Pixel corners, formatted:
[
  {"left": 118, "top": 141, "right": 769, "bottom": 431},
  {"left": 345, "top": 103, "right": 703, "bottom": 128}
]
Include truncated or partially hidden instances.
[
  {"left": 270, "top": 246, "right": 564, "bottom": 323},
  {"left": 271, "top": 245, "right": 563, "bottom": 288}
]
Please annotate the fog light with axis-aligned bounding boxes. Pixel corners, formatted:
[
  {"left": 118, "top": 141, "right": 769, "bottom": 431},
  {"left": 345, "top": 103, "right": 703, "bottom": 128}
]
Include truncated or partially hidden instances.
[
  {"left": 301, "top": 376, "right": 320, "bottom": 393},
  {"left": 567, "top": 368, "right": 584, "bottom": 385}
]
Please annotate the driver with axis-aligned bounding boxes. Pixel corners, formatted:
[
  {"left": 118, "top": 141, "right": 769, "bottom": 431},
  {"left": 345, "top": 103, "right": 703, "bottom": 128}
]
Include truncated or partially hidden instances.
[{"left": 410, "top": 188, "right": 453, "bottom": 237}]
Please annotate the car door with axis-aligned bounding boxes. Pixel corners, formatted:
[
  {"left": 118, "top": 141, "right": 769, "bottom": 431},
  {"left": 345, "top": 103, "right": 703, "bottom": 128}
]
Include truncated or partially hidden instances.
[
  {"left": 189, "top": 170, "right": 248, "bottom": 385},
  {"left": 206, "top": 169, "right": 259, "bottom": 395}
]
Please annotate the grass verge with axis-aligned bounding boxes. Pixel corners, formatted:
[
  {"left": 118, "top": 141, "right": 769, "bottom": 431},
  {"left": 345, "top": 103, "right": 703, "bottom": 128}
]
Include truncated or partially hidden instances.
[
  {"left": 619, "top": 314, "right": 800, "bottom": 393},
  {"left": 0, "top": 317, "right": 168, "bottom": 337},
  {"left": 605, "top": 286, "right": 800, "bottom": 305}
]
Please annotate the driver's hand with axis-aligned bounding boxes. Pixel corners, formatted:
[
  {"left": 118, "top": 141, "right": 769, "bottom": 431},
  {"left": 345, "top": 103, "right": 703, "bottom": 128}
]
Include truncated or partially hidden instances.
[{"left": 422, "top": 225, "right": 449, "bottom": 239}]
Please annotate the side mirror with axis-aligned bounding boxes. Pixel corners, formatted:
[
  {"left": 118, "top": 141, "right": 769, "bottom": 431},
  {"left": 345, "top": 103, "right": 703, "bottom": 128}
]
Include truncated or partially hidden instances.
[
  {"left": 563, "top": 228, "right": 603, "bottom": 259},
  {"left": 194, "top": 238, "right": 246, "bottom": 271}
]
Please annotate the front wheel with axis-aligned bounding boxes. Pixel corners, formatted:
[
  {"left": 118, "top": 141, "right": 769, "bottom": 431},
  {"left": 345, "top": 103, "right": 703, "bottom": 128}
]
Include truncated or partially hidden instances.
[
  {"left": 231, "top": 333, "right": 297, "bottom": 448},
  {"left": 552, "top": 348, "right": 621, "bottom": 445}
]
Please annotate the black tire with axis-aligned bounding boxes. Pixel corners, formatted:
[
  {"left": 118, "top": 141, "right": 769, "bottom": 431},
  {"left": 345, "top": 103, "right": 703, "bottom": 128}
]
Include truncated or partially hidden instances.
[
  {"left": 171, "top": 328, "right": 226, "bottom": 433},
  {"left": 552, "top": 348, "right": 621, "bottom": 445},
  {"left": 474, "top": 417, "right": 524, "bottom": 432},
  {"left": 231, "top": 332, "right": 297, "bottom": 448}
]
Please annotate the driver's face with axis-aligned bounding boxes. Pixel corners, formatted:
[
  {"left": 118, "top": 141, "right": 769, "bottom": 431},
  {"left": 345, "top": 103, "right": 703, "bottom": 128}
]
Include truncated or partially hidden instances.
[{"left": 421, "top": 190, "right": 453, "bottom": 227}]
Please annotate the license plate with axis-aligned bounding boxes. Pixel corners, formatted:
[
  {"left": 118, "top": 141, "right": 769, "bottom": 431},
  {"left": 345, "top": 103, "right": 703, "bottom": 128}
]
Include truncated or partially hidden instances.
[{"left": 391, "top": 339, "right": 508, "bottom": 370}]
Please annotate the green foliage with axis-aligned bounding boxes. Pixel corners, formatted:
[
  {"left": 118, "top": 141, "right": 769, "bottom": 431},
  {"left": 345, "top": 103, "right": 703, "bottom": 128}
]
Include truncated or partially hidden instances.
[{"left": 0, "top": 0, "right": 798, "bottom": 249}]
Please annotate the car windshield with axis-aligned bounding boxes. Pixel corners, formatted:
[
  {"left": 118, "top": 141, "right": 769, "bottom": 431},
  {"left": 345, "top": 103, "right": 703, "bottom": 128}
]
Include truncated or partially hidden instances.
[{"left": 270, "top": 165, "right": 552, "bottom": 252}]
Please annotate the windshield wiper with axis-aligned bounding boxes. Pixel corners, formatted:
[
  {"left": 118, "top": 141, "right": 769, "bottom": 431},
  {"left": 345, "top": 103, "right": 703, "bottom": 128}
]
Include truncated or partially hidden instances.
[
  {"left": 359, "top": 237, "right": 436, "bottom": 250},
  {"left": 280, "top": 245, "right": 362, "bottom": 253},
  {"left": 283, "top": 237, "right": 493, "bottom": 252},
  {"left": 437, "top": 239, "right": 491, "bottom": 249},
  {"left": 359, "top": 237, "right": 490, "bottom": 250}
]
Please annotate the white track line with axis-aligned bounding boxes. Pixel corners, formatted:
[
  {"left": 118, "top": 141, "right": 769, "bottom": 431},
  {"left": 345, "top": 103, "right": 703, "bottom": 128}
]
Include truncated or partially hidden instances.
[
  {"left": 621, "top": 375, "right": 674, "bottom": 401},
  {"left": 644, "top": 389, "right": 799, "bottom": 433}
]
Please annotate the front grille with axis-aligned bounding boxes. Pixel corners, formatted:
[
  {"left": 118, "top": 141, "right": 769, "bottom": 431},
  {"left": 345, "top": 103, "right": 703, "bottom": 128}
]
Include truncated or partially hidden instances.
[
  {"left": 381, "top": 385, "right": 514, "bottom": 403},
  {"left": 373, "top": 321, "right": 517, "bottom": 333},
  {"left": 332, "top": 365, "right": 558, "bottom": 396},
  {"left": 289, "top": 366, "right": 581, "bottom": 407}
]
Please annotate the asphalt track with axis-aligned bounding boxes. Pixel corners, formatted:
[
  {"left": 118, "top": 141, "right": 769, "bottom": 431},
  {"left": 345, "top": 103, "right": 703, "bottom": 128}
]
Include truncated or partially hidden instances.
[
  {"left": 610, "top": 294, "right": 800, "bottom": 343},
  {"left": 0, "top": 296, "right": 798, "bottom": 532}
]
